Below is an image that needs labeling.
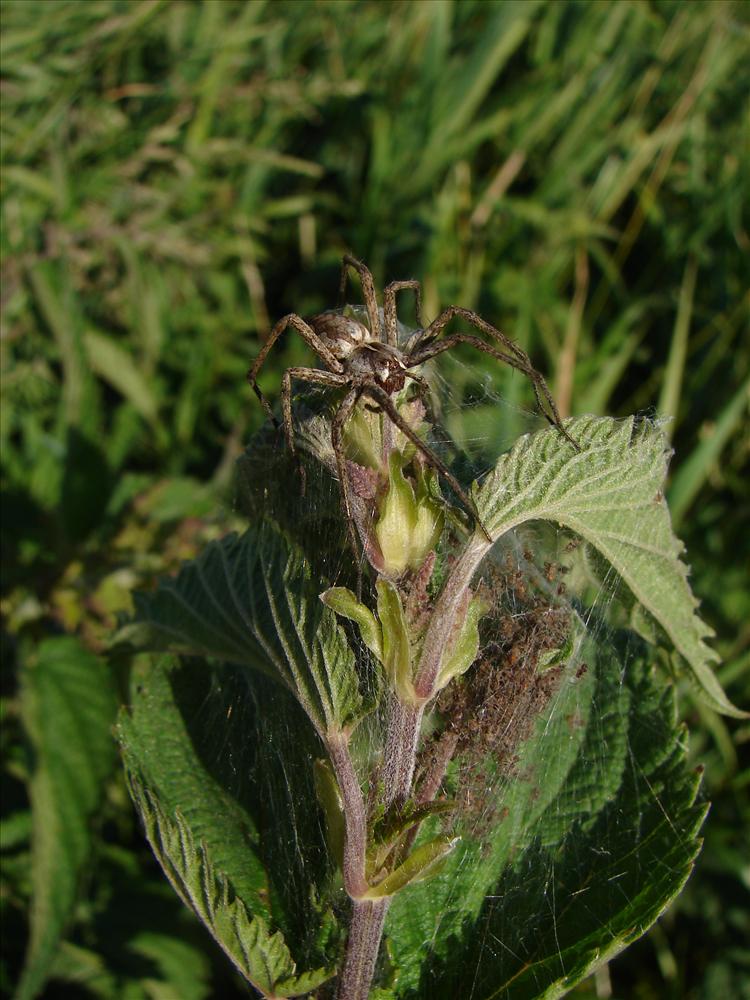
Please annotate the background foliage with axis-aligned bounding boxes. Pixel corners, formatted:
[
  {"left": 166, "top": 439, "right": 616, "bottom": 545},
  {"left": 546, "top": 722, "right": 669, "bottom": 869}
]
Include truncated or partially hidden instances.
[{"left": 1, "top": 1, "right": 748, "bottom": 997}]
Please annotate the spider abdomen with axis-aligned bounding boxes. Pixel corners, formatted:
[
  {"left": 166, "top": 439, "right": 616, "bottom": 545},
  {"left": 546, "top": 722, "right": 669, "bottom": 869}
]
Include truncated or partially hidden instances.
[{"left": 309, "top": 311, "right": 370, "bottom": 361}]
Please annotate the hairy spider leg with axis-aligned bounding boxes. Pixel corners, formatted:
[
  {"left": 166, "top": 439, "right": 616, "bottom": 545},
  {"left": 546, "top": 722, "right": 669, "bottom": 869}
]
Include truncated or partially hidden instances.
[
  {"left": 338, "top": 255, "right": 382, "bottom": 340},
  {"left": 247, "top": 313, "right": 344, "bottom": 427},
  {"left": 358, "top": 367, "right": 433, "bottom": 460},
  {"left": 410, "top": 306, "right": 530, "bottom": 365},
  {"left": 280, "top": 367, "right": 349, "bottom": 494},
  {"left": 411, "top": 332, "right": 548, "bottom": 416},
  {"left": 409, "top": 309, "right": 579, "bottom": 449},
  {"left": 360, "top": 383, "right": 493, "bottom": 543},
  {"left": 383, "top": 279, "right": 424, "bottom": 348},
  {"left": 280, "top": 367, "right": 349, "bottom": 454},
  {"left": 330, "top": 386, "right": 368, "bottom": 569}
]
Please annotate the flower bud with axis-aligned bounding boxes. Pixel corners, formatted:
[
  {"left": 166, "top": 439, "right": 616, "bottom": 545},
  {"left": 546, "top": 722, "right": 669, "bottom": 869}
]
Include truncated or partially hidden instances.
[{"left": 374, "top": 452, "right": 444, "bottom": 577}]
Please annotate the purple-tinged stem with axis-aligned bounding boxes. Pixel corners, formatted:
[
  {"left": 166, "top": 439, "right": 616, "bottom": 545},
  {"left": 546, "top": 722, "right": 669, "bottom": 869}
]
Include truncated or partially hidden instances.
[
  {"left": 335, "top": 534, "right": 492, "bottom": 997},
  {"left": 335, "top": 898, "right": 390, "bottom": 1000},
  {"left": 327, "top": 732, "right": 369, "bottom": 898},
  {"left": 381, "top": 695, "right": 424, "bottom": 809},
  {"left": 417, "top": 730, "right": 459, "bottom": 806}
]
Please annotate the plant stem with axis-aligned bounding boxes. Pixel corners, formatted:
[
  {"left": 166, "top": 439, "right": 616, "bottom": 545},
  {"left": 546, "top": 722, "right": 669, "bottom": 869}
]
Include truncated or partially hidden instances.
[
  {"left": 335, "top": 899, "right": 390, "bottom": 1000},
  {"left": 382, "top": 695, "right": 424, "bottom": 808},
  {"left": 417, "top": 730, "right": 459, "bottom": 806},
  {"left": 336, "top": 533, "right": 492, "bottom": 997},
  {"left": 327, "top": 732, "right": 369, "bottom": 898}
]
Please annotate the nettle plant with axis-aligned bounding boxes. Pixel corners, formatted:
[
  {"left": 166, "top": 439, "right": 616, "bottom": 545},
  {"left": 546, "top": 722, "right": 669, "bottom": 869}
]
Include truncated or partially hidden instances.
[{"left": 116, "top": 262, "right": 743, "bottom": 1000}]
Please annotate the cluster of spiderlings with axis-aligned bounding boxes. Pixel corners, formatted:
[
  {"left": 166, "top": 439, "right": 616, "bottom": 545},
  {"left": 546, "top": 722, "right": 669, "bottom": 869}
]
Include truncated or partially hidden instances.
[{"left": 416, "top": 552, "right": 575, "bottom": 832}]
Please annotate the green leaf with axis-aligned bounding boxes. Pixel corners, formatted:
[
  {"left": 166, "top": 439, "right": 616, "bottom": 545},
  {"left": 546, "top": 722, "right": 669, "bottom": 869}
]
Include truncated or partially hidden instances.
[
  {"left": 313, "top": 758, "right": 346, "bottom": 872},
  {"left": 667, "top": 374, "right": 750, "bottom": 527},
  {"left": 385, "top": 638, "right": 707, "bottom": 997},
  {"left": 17, "top": 638, "right": 118, "bottom": 1000},
  {"left": 124, "top": 775, "right": 332, "bottom": 998},
  {"left": 321, "top": 587, "right": 383, "bottom": 663},
  {"left": 116, "top": 521, "right": 365, "bottom": 735},
  {"left": 46, "top": 942, "right": 120, "bottom": 1000},
  {"left": 49, "top": 935, "right": 212, "bottom": 1000},
  {"left": 372, "top": 800, "right": 455, "bottom": 850},
  {"left": 122, "top": 931, "right": 212, "bottom": 1000},
  {"left": 27, "top": 262, "right": 97, "bottom": 433},
  {"left": 436, "top": 594, "right": 490, "bottom": 690},
  {"left": 118, "top": 656, "right": 340, "bottom": 991},
  {"left": 117, "top": 656, "right": 270, "bottom": 919},
  {"left": 376, "top": 579, "right": 416, "bottom": 704},
  {"left": 474, "top": 415, "right": 743, "bottom": 717},
  {"left": 363, "top": 835, "right": 458, "bottom": 900}
]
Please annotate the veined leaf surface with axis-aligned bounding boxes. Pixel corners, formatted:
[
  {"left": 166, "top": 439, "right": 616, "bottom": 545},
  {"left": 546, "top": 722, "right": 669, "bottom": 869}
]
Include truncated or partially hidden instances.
[
  {"left": 473, "top": 415, "right": 741, "bottom": 717},
  {"left": 125, "top": 776, "right": 332, "bottom": 998},
  {"left": 118, "top": 656, "right": 341, "bottom": 994},
  {"left": 385, "top": 639, "right": 706, "bottom": 997},
  {"left": 117, "top": 520, "right": 365, "bottom": 735}
]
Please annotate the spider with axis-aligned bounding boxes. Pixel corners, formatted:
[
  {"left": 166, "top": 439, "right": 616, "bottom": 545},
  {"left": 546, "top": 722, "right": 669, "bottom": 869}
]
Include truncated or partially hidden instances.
[{"left": 247, "top": 255, "right": 576, "bottom": 560}]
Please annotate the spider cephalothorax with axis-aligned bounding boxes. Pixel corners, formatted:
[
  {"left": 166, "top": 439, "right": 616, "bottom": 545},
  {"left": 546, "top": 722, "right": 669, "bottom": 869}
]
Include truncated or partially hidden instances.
[
  {"left": 248, "top": 255, "right": 575, "bottom": 561},
  {"left": 309, "top": 310, "right": 413, "bottom": 395}
]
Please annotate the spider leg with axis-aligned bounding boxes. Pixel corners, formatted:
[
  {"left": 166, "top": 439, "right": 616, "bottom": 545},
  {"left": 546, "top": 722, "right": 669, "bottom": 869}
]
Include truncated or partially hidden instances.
[
  {"left": 247, "top": 313, "right": 344, "bottom": 426},
  {"left": 409, "top": 306, "right": 529, "bottom": 365},
  {"left": 411, "top": 331, "right": 538, "bottom": 394},
  {"left": 330, "top": 387, "right": 367, "bottom": 565},
  {"left": 377, "top": 370, "right": 439, "bottom": 432},
  {"left": 338, "top": 254, "right": 382, "bottom": 340},
  {"left": 280, "top": 367, "right": 349, "bottom": 496},
  {"left": 361, "top": 383, "right": 493, "bottom": 543},
  {"left": 404, "top": 369, "right": 444, "bottom": 436},
  {"left": 280, "top": 364, "right": 349, "bottom": 450},
  {"left": 409, "top": 318, "right": 578, "bottom": 450},
  {"left": 404, "top": 368, "right": 431, "bottom": 397},
  {"left": 383, "top": 279, "right": 423, "bottom": 347}
]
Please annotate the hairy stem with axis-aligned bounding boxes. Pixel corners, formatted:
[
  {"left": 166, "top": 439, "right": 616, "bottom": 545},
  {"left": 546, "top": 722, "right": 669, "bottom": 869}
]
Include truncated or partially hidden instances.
[
  {"left": 417, "top": 730, "right": 459, "bottom": 806},
  {"left": 335, "top": 899, "right": 390, "bottom": 1000},
  {"left": 381, "top": 695, "right": 424, "bottom": 809},
  {"left": 400, "top": 730, "right": 459, "bottom": 858},
  {"left": 337, "top": 533, "right": 492, "bottom": 996},
  {"left": 327, "top": 732, "right": 369, "bottom": 898}
]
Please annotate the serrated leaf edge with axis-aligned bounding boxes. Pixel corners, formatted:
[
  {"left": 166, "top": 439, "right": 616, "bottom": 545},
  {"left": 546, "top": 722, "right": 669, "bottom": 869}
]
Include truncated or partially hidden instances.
[{"left": 124, "top": 769, "right": 333, "bottom": 998}]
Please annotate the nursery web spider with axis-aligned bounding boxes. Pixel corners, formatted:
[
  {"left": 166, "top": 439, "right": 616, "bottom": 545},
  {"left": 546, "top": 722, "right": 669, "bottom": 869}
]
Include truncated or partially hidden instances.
[{"left": 247, "top": 255, "right": 575, "bottom": 559}]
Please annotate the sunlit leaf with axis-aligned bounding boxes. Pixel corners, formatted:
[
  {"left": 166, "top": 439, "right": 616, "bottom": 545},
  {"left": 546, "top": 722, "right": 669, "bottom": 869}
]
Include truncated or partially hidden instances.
[
  {"left": 474, "top": 415, "right": 742, "bottom": 717},
  {"left": 321, "top": 587, "right": 383, "bottom": 663},
  {"left": 116, "top": 521, "right": 365, "bottom": 735}
]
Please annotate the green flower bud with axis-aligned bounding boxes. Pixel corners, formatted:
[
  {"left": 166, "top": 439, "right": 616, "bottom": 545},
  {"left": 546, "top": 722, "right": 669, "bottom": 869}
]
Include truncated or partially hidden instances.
[
  {"left": 342, "top": 405, "right": 382, "bottom": 470},
  {"left": 375, "top": 452, "right": 444, "bottom": 576}
]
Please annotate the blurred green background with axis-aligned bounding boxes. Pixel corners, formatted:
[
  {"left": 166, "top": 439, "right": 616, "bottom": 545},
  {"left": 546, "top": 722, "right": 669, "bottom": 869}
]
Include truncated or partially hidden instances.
[{"left": 1, "top": 1, "right": 748, "bottom": 997}]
